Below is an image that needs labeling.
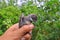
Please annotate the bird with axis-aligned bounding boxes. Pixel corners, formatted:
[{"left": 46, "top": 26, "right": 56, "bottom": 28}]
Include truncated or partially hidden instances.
[
  {"left": 19, "top": 13, "right": 37, "bottom": 28},
  {"left": 19, "top": 13, "right": 37, "bottom": 40}
]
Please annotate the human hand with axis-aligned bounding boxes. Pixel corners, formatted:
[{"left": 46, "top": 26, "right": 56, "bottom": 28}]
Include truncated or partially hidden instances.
[{"left": 0, "top": 23, "right": 34, "bottom": 40}]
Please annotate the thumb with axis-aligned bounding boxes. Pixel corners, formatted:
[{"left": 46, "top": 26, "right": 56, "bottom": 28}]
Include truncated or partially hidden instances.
[
  {"left": 7, "top": 23, "right": 19, "bottom": 31},
  {"left": 17, "top": 24, "right": 34, "bottom": 37}
]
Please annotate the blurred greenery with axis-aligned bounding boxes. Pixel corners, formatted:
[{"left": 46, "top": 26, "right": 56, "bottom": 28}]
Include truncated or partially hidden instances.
[{"left": 0, "top": 0, "right": 60, "bottom": 40}]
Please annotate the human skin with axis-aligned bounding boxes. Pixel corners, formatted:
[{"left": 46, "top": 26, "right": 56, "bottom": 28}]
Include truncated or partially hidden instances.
[{"left": 0, "top": 23, "right": 34, "bottom": 40}]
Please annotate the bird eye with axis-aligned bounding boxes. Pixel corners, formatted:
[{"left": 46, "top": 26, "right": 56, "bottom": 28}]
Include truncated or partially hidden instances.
[{"left": 31, "top": 15, "right": 37, "bottom": 22}]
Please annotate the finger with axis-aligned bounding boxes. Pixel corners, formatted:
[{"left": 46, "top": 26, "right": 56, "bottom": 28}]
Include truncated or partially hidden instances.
[
  {"left": 29, "top": 30, "right": 32, "bottom": 35},
  {"left": 24, "top": 31, "right": 32, "bottom": 40},
  {"left": 24, "top": 34, "right": 31, "bottom": 40},
  {"left": 21, "top": 34, "right": 31, "bottom": 40},
  {"left": 17, "top": 24, "right": 34, "bottom": 37},
  {"left": 7, "top": 23, "right": 19, "bottom": 31}
]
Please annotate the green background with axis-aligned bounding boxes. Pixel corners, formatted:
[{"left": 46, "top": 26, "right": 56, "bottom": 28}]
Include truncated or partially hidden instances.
[{"left": 0, "top": 0, "right": 60, "bottom": 40}]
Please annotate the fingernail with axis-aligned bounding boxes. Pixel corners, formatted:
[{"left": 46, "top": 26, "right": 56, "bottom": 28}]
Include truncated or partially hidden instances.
[
  {"left": 21, "top": 38, "right": 25, "bottom": 40},
  {"left": 29, "top": 24, "right": 34, "bottom": 29}
]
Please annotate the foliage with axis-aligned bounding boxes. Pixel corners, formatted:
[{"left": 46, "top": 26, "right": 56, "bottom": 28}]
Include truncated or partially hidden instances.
[
  {"left": 0, "top": 6, "right": 21, "bottom": 34},
  {"left": 0, "top": 0, "right": 60, "bottom": 40}
]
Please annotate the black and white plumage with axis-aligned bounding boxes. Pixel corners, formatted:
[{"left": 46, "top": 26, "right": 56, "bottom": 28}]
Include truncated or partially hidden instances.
[{"left": 19, "top": 14, "right": 37, "bottom": 28}]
